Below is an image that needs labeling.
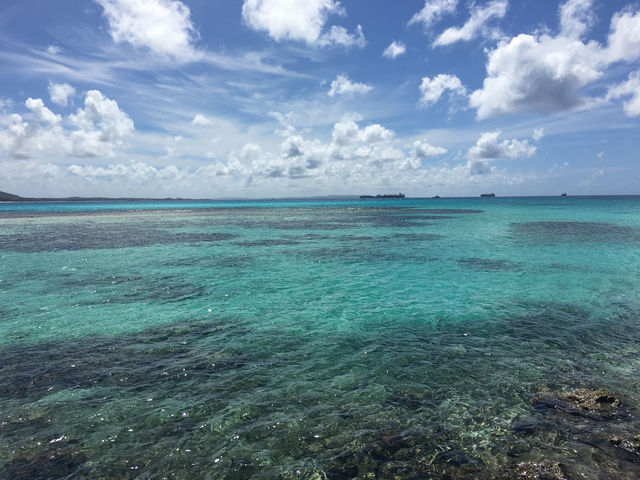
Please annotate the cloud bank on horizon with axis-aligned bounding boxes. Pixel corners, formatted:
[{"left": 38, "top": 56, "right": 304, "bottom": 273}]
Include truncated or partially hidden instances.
[{"left": 0, "top": 0, "right": 639, "bottom": 197}]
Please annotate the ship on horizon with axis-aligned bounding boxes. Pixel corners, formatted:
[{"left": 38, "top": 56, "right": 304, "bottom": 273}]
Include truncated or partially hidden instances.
[{"left": 359, "top": 193, "right": 405, "bottom": 199}]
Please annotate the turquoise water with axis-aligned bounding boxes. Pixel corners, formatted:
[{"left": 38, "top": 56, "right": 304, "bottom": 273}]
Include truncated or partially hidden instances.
[{"left": 1, "top": 197, "right": 640, "bottom": 479}]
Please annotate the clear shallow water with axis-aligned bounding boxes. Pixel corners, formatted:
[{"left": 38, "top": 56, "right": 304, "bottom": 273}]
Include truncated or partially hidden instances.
[{"left": 1, "top": 197, "right": 640, "bottom": 479}]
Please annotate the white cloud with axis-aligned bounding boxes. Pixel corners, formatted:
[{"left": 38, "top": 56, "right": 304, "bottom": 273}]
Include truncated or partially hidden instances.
[
  {"left": 0, "top": 98, "right": 66, "bottom": 159},
  {"left": 469, "top": 130, "right": 536, "bottom": 160},
  {"left": 419, "top": 74, "right": 467, "bottom": 106},
  {"left": 2, "top": 108, "right": 530, "bottom": 197},
  {"left": 328, "top": 74, "right": 373, "bottom": 97},
  {"left": 409, "top": 0, "right": 457, "bottom": 28},
  {"left": 319, "top": 24, "right": 366, "bottom": 48},
  {"left": 607, "top": 70, "right": 640, "bottom": 117},
  {"left": 433, "top": 0, "right": 508, "bottom": 47},
  {"left": 26, "top": 98, "right": 61, "bottom": 125},
  {"left": 383, "top": 41, "right": 406, "bottom": 59},
  {"left": 48, "top": 82, "right": 76, "bottom": 107},
  {"left": 533, "top": 128, "right": 545, "bottom": 141},
  {"left": 413, "top": 140, "right": 447, "bottom": 158},
  {"left": 469, "top": 33, "right": 600, "bottom": 118},
  {"left": 331, "top": 118, "right": 394, "bottom": 146},
  {"left": 470, "top": 2, "right": 640, "bottom": 119},
  {"left": 68, "top": 90, "right": 134, "bottom": 157},
  {"left": 46, "top": 45, "right": 62, "bottom": 55},
  {"left": 68, "top": 162, "right": 182, "bottom": 182},
  {"left": 192, "top": 114, "right": 213, "bottom": 126},
  {"left": 242, "top": 0, "right": 365, "bottom": 48},
  {"left": 466, "top": 130, "right": 536, "bottom": 177},
  {"left": 605, "top": 8, "right": 640, "bottom": 64},
  {"left": 96, "top": 0, "right": 199, "bottom": 60},
  {"left": 559, "top": 0, "right": 595, "bottom": 38}
]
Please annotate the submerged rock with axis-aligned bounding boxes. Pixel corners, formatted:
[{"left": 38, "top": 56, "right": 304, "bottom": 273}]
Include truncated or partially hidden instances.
[
  {"left": 531, "top": 387, "right": 622, "bottom": 419},
  {"left": 504, "top": 461, "right": 569, "bottom": 480},
  {"left": 610, "top": 434, "right": 640, "bottom": 456},
  {"left": 565, "top": 388, "right": 621, "bottom": 412},
  {"left": 369, "top": 431, "right": 414, "bottom": 461}
]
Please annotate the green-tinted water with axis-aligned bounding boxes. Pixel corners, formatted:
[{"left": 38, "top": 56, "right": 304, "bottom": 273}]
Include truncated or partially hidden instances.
[{"left": 1, "top": 197, "right": 640, "bottom": 479}]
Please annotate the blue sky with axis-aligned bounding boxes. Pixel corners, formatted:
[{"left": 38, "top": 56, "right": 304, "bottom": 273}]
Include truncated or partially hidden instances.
[{"left": 0, "top": 0, "right": 639, "bottom": 198}]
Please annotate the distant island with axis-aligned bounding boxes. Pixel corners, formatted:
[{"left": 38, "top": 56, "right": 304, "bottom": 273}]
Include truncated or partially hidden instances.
[
  {"left": 0, "top": 190, "right": 364, "bottom": 203},
  {"left": 480, "top": 193, "right": 496, "bottom": 198},
  {"left": 0, "top": 191, "right": 22, "bottom": 201},
  {"left": 0, "top": 191, "right": 191, "bottom": 202},
  {"left": 359, "top": 193, "right": 405, "bottom": 199}
]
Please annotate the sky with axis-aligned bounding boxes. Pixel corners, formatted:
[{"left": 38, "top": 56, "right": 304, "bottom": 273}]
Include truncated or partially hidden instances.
[{"left": 0, "top": 0, "right": 639, "bottom": 198}]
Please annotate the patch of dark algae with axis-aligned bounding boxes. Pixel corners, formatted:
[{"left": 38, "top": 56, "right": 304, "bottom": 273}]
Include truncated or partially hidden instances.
[
  {"left": 2, "top": 437, "right": 86, "bottom": 480},
  {"left": 0, "top": 222, "right": 236, "bottom": 252}
]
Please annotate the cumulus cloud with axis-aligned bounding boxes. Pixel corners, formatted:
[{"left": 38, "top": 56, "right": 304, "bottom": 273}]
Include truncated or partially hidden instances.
[
  {"left": 466, "top": 130, "right": 536, "bottom": 177},
  {"left": 419, "top": 74, "right": 467, "bottom": 106},
  {"left": 96, "top": 0, "right": 199, "bottom": 60},
  {"left": 48, "top": 82, "right": 76, "bottom": 107},
  {"left": 606, "top": 8, "right": 640, "bottom": 64},
  {"left": 319, "top": 24, "right": 366, "bottom": 48},
  {"left": 409, "top": 0, "right": 457, "bottom": 28},
  {"left": 470, "top": 1, "right": 640, "bottom": 119},
  {"left": 559, "top": 0, "right": 595, "bottom": 38},
  {"left": 468, "top": 130, "right": 536, "bottom": 160},
  {"left": 192, "top": 114, "right": 212, "bottom": 126},
  {"left": 433, "top": 0, "right": 507, "bottom": 47},
  {"left": 46, "top": 45, "right": 62, "bottom": 55},
  {"left": 0, "top": 98, "right": 65, "bottom": 159},
  {"left": 68, "top": 162, "right": 182, "bottom": 182},
  {"left": 3, "top": 108, "right": 531, "bottom": 196},
  {"left": 0, "top": 90, "right": 135, "bottom": 161},
  {"left": 242, "top": 0, "right": 365, "bottom": 48},
  {"left": 607, "top": 70, "right": 640, "bottom": 117},
  {"left": 533, "top": 128, "right": 545, "bottom": 141},
  {"left": 68, "top": 90, "right": 134, "bottom": 157},
  {"left": 26, "top": 98, "right": 61, "bottom": 125},
  {"left": 328, "top": 74, "right": 373, "bottom": 97},
  {"left": 383, "top": 41, "right": 406, "bottom": 59},
  {"left": 413, "top": 140, "right": 447, "bottom": 158},
  {"left": 331, "top": 118, "right": 394, "bottom": 146}
]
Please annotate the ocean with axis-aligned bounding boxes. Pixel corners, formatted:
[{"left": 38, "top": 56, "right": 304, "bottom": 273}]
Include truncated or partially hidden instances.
[{"left": 1, "top": 196, "right": 639, "bottom": 479}]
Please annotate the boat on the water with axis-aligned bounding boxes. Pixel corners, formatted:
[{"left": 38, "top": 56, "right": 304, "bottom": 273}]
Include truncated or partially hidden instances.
[
  {"left": 480, "top": 193, "right": 496, "bottom": 198},
  {"left": 561, "top": 193, "right": 567, "bottom": 197},
  {"left": 359, "top": 193, "right": 405, "bottom": 199}
]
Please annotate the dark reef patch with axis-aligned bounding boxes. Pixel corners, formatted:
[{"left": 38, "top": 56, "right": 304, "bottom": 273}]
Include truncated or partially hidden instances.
[
  {"left": 510, "top": 221, "right": 640, "bottom": 244},
  {"left": 0, "top": 222, "right": 236, "bottom": 252},
  {"left": 457, "top": 257, "right": 523, "bottom": 271},
  {"left": 0, "top": 319, "right": 256, "bottom": 404},
  {"left": 391, "top": 233, "right": 444, "bottom": 241},
  {"left": 1, "top": 438, "right": 86, "bottom": 480}
]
